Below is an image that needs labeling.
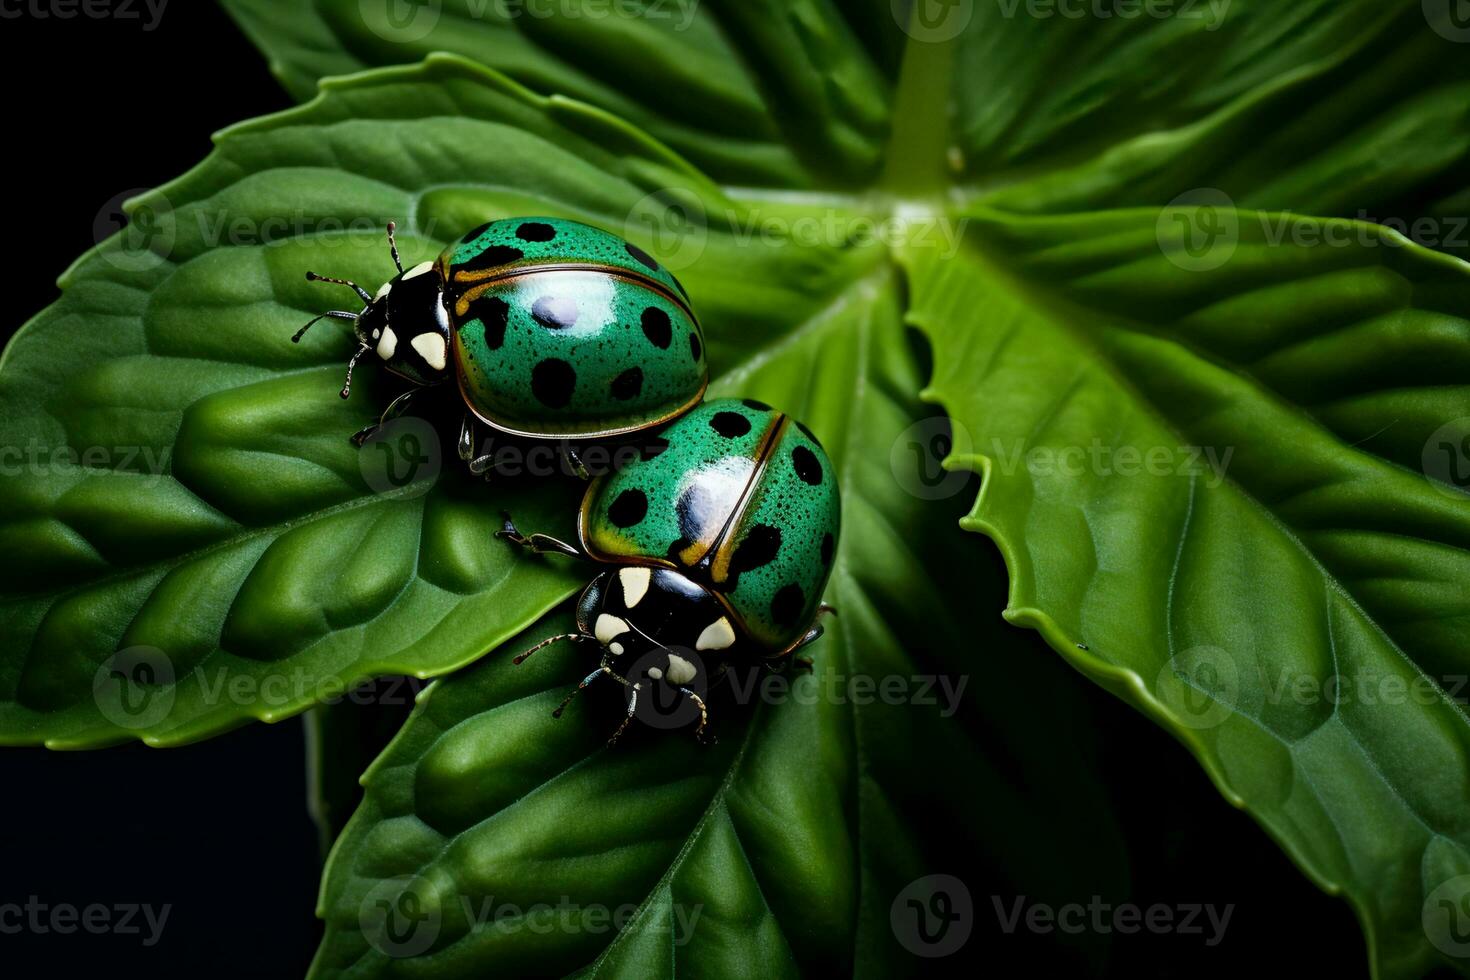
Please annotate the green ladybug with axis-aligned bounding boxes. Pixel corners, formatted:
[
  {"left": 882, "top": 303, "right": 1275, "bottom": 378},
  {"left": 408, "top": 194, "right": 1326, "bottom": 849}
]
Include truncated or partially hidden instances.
[
  {"left": 499, "top": 398, "right": 840, "bottom": 744},
  {"left": 295, "top": 217, "right": 707, "bottom": 473}
]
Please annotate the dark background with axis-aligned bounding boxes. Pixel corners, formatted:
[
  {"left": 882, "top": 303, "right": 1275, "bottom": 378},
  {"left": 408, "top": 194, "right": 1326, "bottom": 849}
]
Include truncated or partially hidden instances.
[{"left": 0, "top": 4, "right": 1370, "bottom": 978}]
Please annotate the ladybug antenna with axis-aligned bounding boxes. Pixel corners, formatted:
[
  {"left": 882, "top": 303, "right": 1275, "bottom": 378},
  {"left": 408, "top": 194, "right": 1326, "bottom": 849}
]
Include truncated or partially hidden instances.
[
  {"left": 292, "top": 310, "right": 358, "bottom": 344},
  {"left": 305, "top": 270, "right": 373, "bottom": 305},
  {"left": 340, "top": 344, "right": 370, "bottom": 399},
  {"left": 385, "top": 221, "right": 404, "bottom": 274}
]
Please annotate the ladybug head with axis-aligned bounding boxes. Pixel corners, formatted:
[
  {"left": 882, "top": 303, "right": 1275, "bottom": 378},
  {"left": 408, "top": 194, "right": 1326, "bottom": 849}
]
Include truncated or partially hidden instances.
[
  {"left": 294, "top": 222, "right": 451, "bottom": 398},
  {"left": 579, "top": 566, "right": 740, "bottom": 685}
]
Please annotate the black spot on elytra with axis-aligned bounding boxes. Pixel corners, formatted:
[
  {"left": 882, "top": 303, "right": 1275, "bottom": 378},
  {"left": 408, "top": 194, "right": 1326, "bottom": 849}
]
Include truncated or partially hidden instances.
[
  {"left": 820, "top": 532, "right": 834, "bottom": 566},
  {"left": 531, "top": 358, "right": 576, "bottom": 408},
  {"left": 689, "top": 332, "right": 702, "bottom": 362},
  {"left": 729, "top": 525, "right": 781, "bottom": 585},
  {"left": 641, "top": 307, "right": 672, "bottom": 348},
  {"left": 626, "top": 242, "right": 659, "bottom": 271},
  {"left": 795, "top": 420, "right": 823, "bottom": 449},
  {"left": 742, "top": 398, "right": 771, "bottom": 412},
  {"left": 709, "top": 411, "right": 750, "bottom": 438},
  {"left": 792, "top": 445, "right": 822, "bottom": 485},
  {"left": 608, "top": 488, "right": 648, "bottom": 528},
  {"left": 459, "top": 222, "right": 491, "bottom": 244},
  {"left": 516, "top": 221, "right": 556, "bottom": 242},
  {"left": 639, "top": 437, "right": 669, "bottom": 461},
  {"left": 460, "top": 244, "right": 524, "bottom": 273},
  {"left": 532, "top": 295, "right": 578, "bottom": 329},
  {"left": 771, "top": 583, "right": 805, "bottom": 627},
  {"left": 611, "top": 366, "right": 643, "bottom": 400},
  {"left": 479, "top": 296, "right": 510, "bottom": 349}
]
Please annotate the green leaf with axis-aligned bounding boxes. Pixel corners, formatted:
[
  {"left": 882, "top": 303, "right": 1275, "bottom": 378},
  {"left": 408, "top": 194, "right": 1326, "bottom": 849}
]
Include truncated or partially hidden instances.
[
  {"left": 311, "top": 263, "right": 1131, "bottom": 977},
  {"left": 11, "top": 0, "right": 1470, "bottom": 974},
  {"left": 219, "top": 0, "right": 898, "bottom": 187},
  {"left": 902, "top": 207, "right": 1470, "bottom": 977},
  {"left": 962, "top": 2, "right": 1470, "bottom": 247}
]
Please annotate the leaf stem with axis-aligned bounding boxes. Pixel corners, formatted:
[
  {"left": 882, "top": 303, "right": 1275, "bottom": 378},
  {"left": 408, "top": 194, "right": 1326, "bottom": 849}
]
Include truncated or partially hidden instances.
[{"left": 878, "top": 13, "right": 959, "bottom": 200}]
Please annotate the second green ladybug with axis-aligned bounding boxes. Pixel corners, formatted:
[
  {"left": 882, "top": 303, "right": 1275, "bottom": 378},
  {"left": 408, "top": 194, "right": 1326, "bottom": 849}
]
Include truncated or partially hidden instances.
[
  {"left": 295, "top": 216, "right": 708, "bottom": 472},
  {"left": 499, "top": 398, "right": 841, "bottom": 744}
]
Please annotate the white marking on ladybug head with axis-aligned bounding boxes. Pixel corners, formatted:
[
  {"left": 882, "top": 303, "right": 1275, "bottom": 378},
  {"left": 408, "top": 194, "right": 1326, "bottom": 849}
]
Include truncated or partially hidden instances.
[
  {"left": 619, "top": 567, "right": 651, "bottom": 608},
  {"left": 410, "top": 332, "right": 447, "bottom": 371},
  {"left": 374, "top": 280, "right": 393, "bottom": 301},
  {"left": 695, "top": 617, "right": 735, "bottom": 651},
  {"left": 376, "top": 326, "right": 398, "bottom": 360},
  {"left": 665, "top": 653, "right": 697, "bottom": 686},
  {"left": 647, "top": 666, "right": 663, "bottom": 680},
  {"left": 403, "top": 260, "right": 434, "bottom": 280},
  {"left": 609, "top": 642, "right": 624, "bottom": 656},
  {"left": 595, "top": 614, "right": 629, "bottom": 646}
]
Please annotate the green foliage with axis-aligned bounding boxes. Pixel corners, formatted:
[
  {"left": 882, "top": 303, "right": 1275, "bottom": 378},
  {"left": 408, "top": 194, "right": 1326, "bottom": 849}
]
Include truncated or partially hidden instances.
[{"left": 0, "top": 0, "right": 1466, "bottom": 974}]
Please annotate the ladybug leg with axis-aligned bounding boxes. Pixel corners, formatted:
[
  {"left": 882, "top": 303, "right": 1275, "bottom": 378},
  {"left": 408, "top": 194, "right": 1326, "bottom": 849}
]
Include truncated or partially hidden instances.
[
  {"left": 783, "top": 603, "right": 835, "bottom": 667},
  {"left": 552, "top": 665, "right": 609, "bottom": 719},
  {"left": 457, "top": 415, "right": 476, "bottom": 461},
  {"left": 350, "top": 388, "right": 419, "bottom": 447},
  {"left": 607, "top": 682, "right": 642, "bottom": 746},
  {"left": 497, "top": 511, "right": 586, "bottom": 561},
  {"left": 678, "top": 687, "right": 714, "bottom": 744},
  {"left": 459, "top": 415, "right": 499, "bottom": 478},
  {"left": 550, "top": 656, "right": 635, "bottom": 721},
  {"left": 781, "top": 606, "right": 836, "bottom": 670},
  {"left": 560, "top": 443, "right": 590, "bottom": 481}
]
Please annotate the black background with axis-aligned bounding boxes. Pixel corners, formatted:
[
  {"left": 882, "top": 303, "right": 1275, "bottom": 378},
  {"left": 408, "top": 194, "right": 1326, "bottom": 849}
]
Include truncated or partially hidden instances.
[{"left": 0, "top": 3, "right": 1372, "bottom": 978}]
